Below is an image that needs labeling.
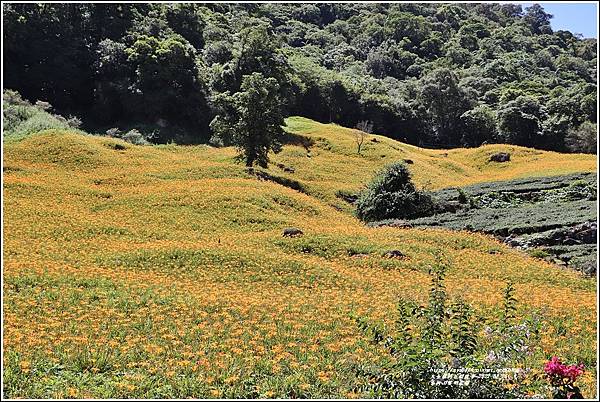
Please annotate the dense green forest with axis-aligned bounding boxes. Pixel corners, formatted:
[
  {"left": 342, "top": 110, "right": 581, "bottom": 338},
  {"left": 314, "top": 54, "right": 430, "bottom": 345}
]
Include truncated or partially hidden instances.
[{"left": 3, "top": 2, "right": 597, "bottom": 151}]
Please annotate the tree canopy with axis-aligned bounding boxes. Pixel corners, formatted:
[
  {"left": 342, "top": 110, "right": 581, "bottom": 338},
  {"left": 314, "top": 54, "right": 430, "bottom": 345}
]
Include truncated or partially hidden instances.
[
  {"left": 210, "top": 72, "right": 285, "bottom": 167},
  {"left": 3, "top": 3, "right": 597, "bottom": 153}
]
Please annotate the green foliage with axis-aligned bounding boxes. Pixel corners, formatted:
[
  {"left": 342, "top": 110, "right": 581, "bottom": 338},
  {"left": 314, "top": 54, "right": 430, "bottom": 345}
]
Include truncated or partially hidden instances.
[
  {"left": 3, "top": 90, "right": 83, "bottom": 139},
  {"left": 123, "top": 33, "right": 210, "bottom": 142},
  {"left": 497, "top": 96, "right": 547, "bottom": 146},
  {"left": 3, "top": 3, "right": 596, "bottom": 151},
  {"left": 354, "top": 256, "right": 540, "bottom": 398},
  {"left": 565, "top": 122, "right": 597, "bottom": 154},
  {"left": 365, "top": 41, "right": 420, "bottom": 80},
  {"left": 117, "top": 129, "right": 150, "bottom": 146},
  {"left": 460, "top": 105, "right": 498, "bottom": 147},
  {"left": 164, "top": 3, "right": 206, "bottom": 50},
  {"left": 527, "top": 249, "right": 551, "bottom": 259},
  {"left": 457, "top": 188, "right": 469, "bottom": 204},
  {"left": 210, "top": 73, "right": 285, "bottom": 168},
  {"left": 216, "top": 23, "right": 290, "bottom": 96},
  {"left": 7, "top": 113, "right": 71, "bottom": 138},
  {"left": 523, "top": 4, "right": 553, "bottom": 34},
  {"left": 274, "top": 233, "right": 378, "bottom": 259},
  {"left": 418, "top": 68, "right": 475, "bottom": 146},
  {"left": 500, "top": 281, "right": 517, "bottom": 330},
  {"left": 563, "top": 179, "right": 597, "bottom": 201},
  {"left": 355, "top": 162, "right": 435, "bottom": 222}
]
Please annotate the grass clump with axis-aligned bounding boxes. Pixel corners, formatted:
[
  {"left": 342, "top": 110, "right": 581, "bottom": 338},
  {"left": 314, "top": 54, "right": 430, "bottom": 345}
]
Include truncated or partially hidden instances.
[
  {"left": 274, "top": 234, "right": 379, "bottom": 259},
  {"left": 527, "top": 249, "right": 551, "bottom": 259}
]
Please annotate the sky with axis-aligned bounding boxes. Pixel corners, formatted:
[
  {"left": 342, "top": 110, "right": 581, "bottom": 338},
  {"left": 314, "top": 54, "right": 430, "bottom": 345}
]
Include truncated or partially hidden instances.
[{"left": 519, "top": 2, "right": 598, "bottom": 38}]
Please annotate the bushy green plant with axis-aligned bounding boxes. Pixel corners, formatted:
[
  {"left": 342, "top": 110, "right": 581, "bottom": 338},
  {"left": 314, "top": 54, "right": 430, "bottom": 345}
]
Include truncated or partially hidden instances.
[
  {"left": 457, "top": 188, "right": 469, "bottom": 204},
  {"left": 526, "top": 249, "right": 551, "bottom": 259},
  {"left": 354, "top": 254, "right": 541, "bottom": 398},
  {"left": 3, "top": 89, "right": 29, "bottom": 106},
  {"left": 9, "top": 112, "right": 71, "bottom": 137},
  {"left": 355, "top": 162, "right": 435, "bottom": 222},
  {"left": 120, "top": 129, "right": 150, "bottom": 145},
  {"left": 103, "top": 127, "right": 150, "bottom": 145},
  {"left": 3, "top": 90, "right": 35, "bottom": 133},
  {"left": 565, "top": 122, "right": 597, "bottom": 154},
  {"left": 474, "top": 191, "right": 522, "bottom": 209},
  {"left": 3, "top": 89, "right": 83, "bottom": 138},
  {"left": 3, "top": 104, "right": 36, "bottom": 132},
  {"left": 65, "top": 116, "right": 82, "bottom": 129},
  {"left": 564, "top": 180, "right": 597, "bottom": 201}
]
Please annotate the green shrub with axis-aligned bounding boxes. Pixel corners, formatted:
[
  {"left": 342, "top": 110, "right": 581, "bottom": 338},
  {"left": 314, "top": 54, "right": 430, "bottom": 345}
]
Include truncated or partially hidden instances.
[
  {"left": 3, "top": 104, "right": 36, "bottom": 132},
  {"left": 457, "top": 188, "right": 468, "bottom": 204},
  {"left": 65, "top": 115, "right": 82, "bottom": 129},
  {"left": 355, "top": 162, "right": 434, "bottom": 222},
  {"left": 3, "top": 89, "right": 29, "bottom": 106},
  {"left": 526, "top": 249, "right": 551, "bottom": 259},
  {"left": 354, "top": 254, "right": 541, "bottom": 398},
  {"left": 3, "top": 89, "right": 83, "bottom": 138},
  {"left": 121, "top": 129, "right": 150, "bottom": 145},
  {"left": 9, "top": 111, "right": 71, "bottom": 137},
  {"left": 103, "top": 128, "right": 150, "bottom": 145},
  {"left": 564, "top": 180, "right": 596, "bottom": 201},
  {"left": 3, "top": 90, "right": 35, "bottom": 132}
]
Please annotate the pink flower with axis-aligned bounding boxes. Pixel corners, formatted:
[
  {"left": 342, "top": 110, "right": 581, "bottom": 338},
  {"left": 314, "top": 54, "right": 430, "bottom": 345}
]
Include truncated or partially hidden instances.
[
  {"left": 544, "top": 357, "right": 584, "bottom": 385},
  {"left": 544, "top": 356, "right": 563, "bottom": 376},
  {"left": 563, "top": 364, "right": 584, "bottom": 382}
]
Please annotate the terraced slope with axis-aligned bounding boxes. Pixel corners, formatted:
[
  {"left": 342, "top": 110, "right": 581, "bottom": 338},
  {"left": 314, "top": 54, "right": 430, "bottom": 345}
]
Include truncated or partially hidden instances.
[
  {"left": 2, "top": 126, "right": 597, "bottom": 398},
  {"left": 382, "top": 173, "right": 597, "bottom": 274}
]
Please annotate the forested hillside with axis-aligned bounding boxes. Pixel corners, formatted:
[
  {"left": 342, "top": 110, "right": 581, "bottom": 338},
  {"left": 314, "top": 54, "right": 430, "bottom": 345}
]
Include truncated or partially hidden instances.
[{"left": 3, "top": 2, "right": 597, "bottom": 151}]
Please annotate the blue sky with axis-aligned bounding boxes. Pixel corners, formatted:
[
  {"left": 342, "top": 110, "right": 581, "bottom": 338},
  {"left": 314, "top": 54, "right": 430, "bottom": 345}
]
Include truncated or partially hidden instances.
[{"left": 519, "top": 2, "right": 598, "bottom": 38}]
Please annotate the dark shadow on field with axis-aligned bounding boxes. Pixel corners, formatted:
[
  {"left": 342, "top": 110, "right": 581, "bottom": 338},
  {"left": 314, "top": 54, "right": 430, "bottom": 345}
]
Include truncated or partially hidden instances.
[
  {"left": 249, "top": 168, "right": 310, "bottom": 195},
  {"left": 281, "top": 131, "right": 315, "bottom": 150}
]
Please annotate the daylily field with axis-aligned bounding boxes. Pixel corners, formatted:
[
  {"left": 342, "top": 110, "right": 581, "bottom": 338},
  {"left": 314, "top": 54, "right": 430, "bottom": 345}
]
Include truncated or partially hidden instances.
[{"left": 2, "top": 118, "right": 597, "bottom": 398}]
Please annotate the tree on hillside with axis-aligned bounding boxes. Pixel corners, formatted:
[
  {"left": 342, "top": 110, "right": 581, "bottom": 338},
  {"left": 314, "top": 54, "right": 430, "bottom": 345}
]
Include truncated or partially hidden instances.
[
  {"left": 209, "top": 72, "right": 285, "bottom": 168},
  {"left": 460, "top": 105, "right": 498, "bottom": 147},
  {"left": 497, "top": 95, "right": 547, "bottom": 146},
  {"left": 418, "top": 68, "right": 475, "bottom": 146},
  {"left": 565, "top": 122, "right": 597, "bottom": 154},
  {"left": 355, "top": 120, "right": 373, "bottom": 154},
  {"left": 524, "top": 4, "right": 553, "bottom": 35}
]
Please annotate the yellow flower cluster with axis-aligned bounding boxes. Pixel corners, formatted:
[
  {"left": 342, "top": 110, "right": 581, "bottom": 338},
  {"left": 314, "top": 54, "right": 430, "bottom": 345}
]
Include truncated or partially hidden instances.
[{"left": 2, "top": 126, "right": 597, "bottom": 398}]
